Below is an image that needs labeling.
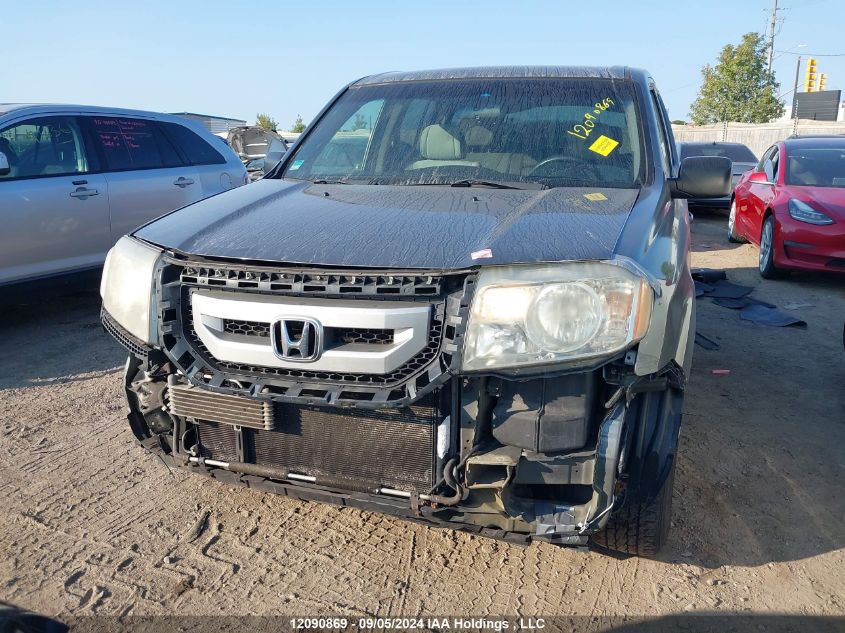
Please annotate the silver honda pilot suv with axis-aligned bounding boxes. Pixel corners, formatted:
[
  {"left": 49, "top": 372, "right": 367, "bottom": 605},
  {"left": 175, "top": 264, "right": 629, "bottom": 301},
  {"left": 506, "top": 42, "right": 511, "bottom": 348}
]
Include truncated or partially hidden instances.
[{"left": 100, "top": 67, "right": 729, "bottom": 556}]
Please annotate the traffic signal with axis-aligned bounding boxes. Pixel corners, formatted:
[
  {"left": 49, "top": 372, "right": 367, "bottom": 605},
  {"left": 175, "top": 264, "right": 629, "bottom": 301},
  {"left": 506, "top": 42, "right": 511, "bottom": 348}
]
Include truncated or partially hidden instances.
[
  {"left": 805, "top": 58, "right": 817, "bottom": 92},
  {"left": 818, "top": 73, "right": 827, "bottom": 91}
]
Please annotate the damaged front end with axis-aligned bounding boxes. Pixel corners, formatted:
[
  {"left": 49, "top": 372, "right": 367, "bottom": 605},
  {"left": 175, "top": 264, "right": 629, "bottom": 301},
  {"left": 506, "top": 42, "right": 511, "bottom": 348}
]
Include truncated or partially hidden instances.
[{"left": 103, "top": 239, "right": 688, "bottom": 551}]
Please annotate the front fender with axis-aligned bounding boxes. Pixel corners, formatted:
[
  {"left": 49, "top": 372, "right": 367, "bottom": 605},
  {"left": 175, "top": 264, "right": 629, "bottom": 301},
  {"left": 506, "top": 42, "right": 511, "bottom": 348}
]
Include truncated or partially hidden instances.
[{"left": 616, "top": 184, "right": 694, "bottom": 378}]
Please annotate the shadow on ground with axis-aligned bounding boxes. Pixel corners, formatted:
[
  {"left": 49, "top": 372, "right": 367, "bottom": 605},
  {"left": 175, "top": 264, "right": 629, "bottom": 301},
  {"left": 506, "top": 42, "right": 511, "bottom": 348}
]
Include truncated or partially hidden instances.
[{"left": 0, "top": 281, "right": 126, "bottom": 390}]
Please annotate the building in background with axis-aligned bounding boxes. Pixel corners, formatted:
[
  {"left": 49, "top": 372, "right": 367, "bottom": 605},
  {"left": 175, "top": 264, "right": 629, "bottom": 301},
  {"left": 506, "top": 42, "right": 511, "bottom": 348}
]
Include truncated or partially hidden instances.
[{"left": 170, "top": 112, "right": 246, "bottom": 135}]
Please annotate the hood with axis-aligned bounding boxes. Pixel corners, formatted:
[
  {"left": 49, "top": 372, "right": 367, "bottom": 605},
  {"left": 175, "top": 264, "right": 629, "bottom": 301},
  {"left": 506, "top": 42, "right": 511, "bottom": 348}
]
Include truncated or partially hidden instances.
[
  {"left": 134, "top": 180, "right": 638, "bottom": 270},
  {"left": 792, "top": 186, "right": 845, "bottom": 220}
]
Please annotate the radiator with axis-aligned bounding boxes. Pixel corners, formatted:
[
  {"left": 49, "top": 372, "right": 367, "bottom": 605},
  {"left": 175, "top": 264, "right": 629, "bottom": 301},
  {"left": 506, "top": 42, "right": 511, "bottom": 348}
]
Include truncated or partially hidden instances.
[{"left": 188, "top": 392, "right": 440, "bottom": 492}]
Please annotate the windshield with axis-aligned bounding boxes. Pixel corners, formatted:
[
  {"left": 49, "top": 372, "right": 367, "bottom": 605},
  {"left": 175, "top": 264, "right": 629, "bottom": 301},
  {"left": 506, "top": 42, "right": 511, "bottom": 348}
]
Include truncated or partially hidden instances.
[
  {"left": 679, "top": 144, "right": 756, "bottom": 163},
  {"left": 786, "top": 146, "right": 845, "bottom": 188},
  {"left": 280, "top": 78, "right": 644, "bottom": 189}
]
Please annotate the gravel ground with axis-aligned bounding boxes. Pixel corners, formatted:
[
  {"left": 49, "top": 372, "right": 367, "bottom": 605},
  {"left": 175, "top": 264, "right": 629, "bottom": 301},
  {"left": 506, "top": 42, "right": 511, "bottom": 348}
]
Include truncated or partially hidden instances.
[{"left": 0, "top": 214, "right": 843, "bottom": 625}]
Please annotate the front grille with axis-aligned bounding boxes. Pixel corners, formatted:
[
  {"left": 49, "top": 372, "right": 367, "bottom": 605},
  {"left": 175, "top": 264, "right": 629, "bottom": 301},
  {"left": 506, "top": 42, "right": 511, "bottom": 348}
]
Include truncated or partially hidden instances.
[
  {"left": 222, "top": 319, "right": 394, "bottom": 346},
  {"left": 192, "top": 393, "right": 441, "bottom": 492},
  {"left": 180, "top": 266, "right": 442, "bottom": 297},
  {"left": 158, "top": 260, "right": 474, "bottom": 406},
  {"left": 182, "top": 288, "right": 442, "bottom": 387},
  {"left": 223, "top": 319, "right": 271, "bottom": 338},
  {"left": 338, "top": 328, "right": 393, "bottom": 345}
]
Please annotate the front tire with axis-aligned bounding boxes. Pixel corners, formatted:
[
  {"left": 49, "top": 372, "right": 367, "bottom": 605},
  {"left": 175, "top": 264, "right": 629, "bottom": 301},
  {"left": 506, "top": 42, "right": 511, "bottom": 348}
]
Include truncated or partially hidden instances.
[
  {"left": 591, "top": 458, "right": 676, "bottom": 557},
  {"left": 728, "top": 199, "right": 745, "bottom": 243},
  {"left": 759, "top": 215, "right": 786, "bottom": 279}
]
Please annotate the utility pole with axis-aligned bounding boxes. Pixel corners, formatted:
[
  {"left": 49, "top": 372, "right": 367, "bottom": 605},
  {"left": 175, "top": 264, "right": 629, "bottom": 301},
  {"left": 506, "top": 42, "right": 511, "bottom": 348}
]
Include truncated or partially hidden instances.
[
  {"left": 767, "top": 0, "right": 778, "bottom": 77},
  {"left": 791, "top": 56, "right": 801, "bottom": 119}
]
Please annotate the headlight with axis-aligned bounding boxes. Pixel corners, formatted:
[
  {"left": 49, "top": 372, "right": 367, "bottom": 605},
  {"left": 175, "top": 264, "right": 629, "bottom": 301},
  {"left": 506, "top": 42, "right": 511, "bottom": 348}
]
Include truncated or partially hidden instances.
[
  {"left": 788, "top": 199, "right": 833, "bottom": 225},
  {"left": 100, "top": 236, "right": 161, "bottom": 344},
  {"left": 462, "top": 262, "right": 652, "bottom": 371}
]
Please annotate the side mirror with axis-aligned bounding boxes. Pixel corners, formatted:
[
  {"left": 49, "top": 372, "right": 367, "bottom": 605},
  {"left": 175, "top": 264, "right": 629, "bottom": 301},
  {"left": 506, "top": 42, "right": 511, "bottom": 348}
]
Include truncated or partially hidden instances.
[
  {"left": 262, "top": 149, "right": 286, "bottom": 175},
  {"left": 747, "top": 171, "right": 772, "bottom": 184},
  {"left": 0, "top": 151, "right": 10, "bottom": 176},
  {"left": 670, "top": 156, "right": 731, "bottom": 199}
]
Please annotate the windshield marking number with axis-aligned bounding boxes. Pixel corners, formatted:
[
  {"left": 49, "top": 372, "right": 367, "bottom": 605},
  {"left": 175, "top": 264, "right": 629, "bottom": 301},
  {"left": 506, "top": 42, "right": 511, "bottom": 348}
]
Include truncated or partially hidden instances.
[{"left": 567, "top": 98, "right": 615, "bottom": 140}]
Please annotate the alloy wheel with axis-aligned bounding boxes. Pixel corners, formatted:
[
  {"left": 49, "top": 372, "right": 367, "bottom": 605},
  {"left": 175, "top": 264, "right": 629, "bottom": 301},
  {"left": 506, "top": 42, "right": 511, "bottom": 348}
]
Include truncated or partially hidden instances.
[{"left": 759, "top": 219, "right": 773, "bottom": 272}]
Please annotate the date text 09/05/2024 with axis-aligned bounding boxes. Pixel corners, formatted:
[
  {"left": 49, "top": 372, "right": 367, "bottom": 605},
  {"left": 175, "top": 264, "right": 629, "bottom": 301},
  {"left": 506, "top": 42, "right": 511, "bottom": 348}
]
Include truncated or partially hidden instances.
[{"left": 289, "top": 616, "right": 548, "bottom": 630}]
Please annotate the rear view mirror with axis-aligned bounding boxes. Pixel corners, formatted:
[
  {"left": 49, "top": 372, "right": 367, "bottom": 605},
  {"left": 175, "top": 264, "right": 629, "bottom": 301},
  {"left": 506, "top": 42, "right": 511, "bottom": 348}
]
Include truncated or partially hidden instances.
[
  {"left": 670, "top": 156, "right": 731, "bottom": 199},
  {"left": 747, "top": 171, "right": 772, "bottom": 184},
  {"left": 0, "top": 151, "right": 10, "bottom": 176}
]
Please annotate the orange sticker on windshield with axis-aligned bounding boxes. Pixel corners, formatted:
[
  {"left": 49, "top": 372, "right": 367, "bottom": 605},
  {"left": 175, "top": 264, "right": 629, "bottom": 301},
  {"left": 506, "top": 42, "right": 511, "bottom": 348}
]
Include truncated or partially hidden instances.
[
  {"left": 588, "top": 135, "right": 619, "bottom": 157},
  {"left": 584, "top": 192, "right": 608, "bottom": 201}
]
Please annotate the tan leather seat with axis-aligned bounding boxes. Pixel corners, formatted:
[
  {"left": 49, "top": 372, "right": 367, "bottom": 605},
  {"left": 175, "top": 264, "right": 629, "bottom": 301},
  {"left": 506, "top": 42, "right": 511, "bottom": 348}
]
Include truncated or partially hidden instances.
[
  {"left": 788, "top": 157, "right": 818, "bottom": 185},
  {"left": 464, "top": 125, "right": 537, "bottom": 176},
  {"left": 408, "top": 125, "right": 480, "bottom": 170}
]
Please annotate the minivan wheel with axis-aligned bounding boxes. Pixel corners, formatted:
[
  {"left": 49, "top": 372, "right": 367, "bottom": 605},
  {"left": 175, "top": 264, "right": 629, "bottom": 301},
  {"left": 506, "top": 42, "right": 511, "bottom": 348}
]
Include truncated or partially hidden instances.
[
  {"left": 591, "top": 459, "right": 675, "bottom": 557},
  {"left": 759, "top": 215, "right": 786, "bottom": 279},
  {"left": 728, "top": 200, "right": 745, "bottom": 243}
]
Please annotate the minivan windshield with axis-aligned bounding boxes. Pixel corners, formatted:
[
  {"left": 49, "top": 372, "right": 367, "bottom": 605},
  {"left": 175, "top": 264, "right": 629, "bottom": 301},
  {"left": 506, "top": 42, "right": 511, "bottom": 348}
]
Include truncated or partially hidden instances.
[
  {"left": 280, "top": 78, "right": 644, "bottom": 189},
  {"left": 679, "top": 143, "right": 757, "bottom": 163}
]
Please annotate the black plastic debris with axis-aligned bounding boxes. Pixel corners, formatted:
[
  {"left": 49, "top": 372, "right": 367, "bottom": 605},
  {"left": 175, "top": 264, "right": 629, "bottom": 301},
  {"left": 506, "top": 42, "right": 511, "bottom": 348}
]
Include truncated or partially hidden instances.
[
  {"left": 739, "top": 304, "right": 807, "bottom": 328},
  {"left": 694, "top": 332, "right": 721, "bottom": 351},
  {"left": 694, "top": 281, "right": 713, "bottom": 297},
  {"left": 702, "top": 280, "right": 754, "bottom": 299},
  {"left": 712, "top": 296, "right": 776, "bottom": 310},
  {"left": 694, "top": 267, "right": 808, "bottom": 332},
  {"left": 691, "top": 268, "right": 728, "bottom": 284}
]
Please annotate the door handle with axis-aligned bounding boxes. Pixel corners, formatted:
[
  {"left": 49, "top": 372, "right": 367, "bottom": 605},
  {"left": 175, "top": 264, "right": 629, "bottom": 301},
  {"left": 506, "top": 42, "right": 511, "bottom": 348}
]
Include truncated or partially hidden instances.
[
  {"left": 69, "top": 188, "right": 99, "bottom": 198},
  {"left": 173, "top": 177, "right": 195, "bottom": 188}
]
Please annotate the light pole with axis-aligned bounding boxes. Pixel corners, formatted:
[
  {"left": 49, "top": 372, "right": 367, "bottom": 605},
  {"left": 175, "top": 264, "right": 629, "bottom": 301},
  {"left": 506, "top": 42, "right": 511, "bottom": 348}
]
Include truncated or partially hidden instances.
[{"left": 791, "top": 56, "right": 802, "bottom": 119}]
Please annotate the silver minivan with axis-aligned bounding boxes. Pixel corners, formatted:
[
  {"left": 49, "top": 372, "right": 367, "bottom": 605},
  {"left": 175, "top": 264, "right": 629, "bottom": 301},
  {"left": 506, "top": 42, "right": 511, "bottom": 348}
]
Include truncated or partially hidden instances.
[{"left": 0, "top": 104, "right": 248, "bottom": 286}]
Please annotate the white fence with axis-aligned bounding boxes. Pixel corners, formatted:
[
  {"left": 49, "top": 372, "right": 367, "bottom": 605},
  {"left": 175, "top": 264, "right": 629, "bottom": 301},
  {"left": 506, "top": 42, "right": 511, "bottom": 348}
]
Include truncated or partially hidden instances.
[{"left": 671, "top": 120, "right": 845, "bottom": 157}]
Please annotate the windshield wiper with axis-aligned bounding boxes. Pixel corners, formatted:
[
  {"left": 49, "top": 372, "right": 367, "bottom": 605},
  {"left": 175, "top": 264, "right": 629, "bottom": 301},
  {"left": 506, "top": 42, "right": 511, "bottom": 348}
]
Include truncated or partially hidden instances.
[
  {"left": 449, "top": 179, "right": 523, "bottom": 189},
  {"left": 311, "top": 179, "right": 351, "bottom": 185}
]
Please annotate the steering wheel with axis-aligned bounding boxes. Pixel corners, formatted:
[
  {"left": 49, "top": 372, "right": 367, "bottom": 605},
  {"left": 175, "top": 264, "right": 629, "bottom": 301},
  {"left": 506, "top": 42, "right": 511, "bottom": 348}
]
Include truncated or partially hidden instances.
[{"left": 528, "top": 156, "right": 600, "bottom": 180}]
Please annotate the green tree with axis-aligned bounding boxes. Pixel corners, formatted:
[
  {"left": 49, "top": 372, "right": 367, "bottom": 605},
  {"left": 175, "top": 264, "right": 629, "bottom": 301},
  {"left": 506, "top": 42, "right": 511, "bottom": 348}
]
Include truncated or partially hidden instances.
[
  {"left": 689, "top": 32, "right": 783, "bottom": 124},
  {"left": 255, "top": 112, "right": 277, "bottom": 131},
  {"left": 350, "top": 113, "right": 368, "bottom": 131},
  {"left": 290, "top": 114, "right": 306, "bottom": 133}
]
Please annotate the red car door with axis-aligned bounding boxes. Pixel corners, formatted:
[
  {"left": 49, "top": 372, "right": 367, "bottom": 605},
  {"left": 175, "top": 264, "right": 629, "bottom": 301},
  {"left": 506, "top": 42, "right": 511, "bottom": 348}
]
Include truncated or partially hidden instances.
[{"left": 740, "top": 145, "right": 779, "bottom": 244}]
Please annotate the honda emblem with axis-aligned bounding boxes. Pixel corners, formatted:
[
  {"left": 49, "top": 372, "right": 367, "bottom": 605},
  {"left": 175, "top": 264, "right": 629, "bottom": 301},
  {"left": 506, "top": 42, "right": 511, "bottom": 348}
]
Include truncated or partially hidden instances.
[{"left": 271, "top": 317, "right": 322, "bottom": 362}]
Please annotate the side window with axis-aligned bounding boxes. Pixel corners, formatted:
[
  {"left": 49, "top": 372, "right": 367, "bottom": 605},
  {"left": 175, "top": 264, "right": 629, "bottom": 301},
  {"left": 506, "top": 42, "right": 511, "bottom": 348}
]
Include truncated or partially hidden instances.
[
  {"left": 311, "top": 99, "right": 385, "bottom": 175},
  {"left": 763, "top": 147, "right": 779, "bottom": 182},
  {"left": 160, "top": 122, "right": 226, "bottom": 165},
  {"left": 649, "top": 90, "right": 671, "bottom": 175},
  {"left": 0, "top": 116, "right": 89, "bottom": 180},
  {"left": 89, "top": 117, "right": 182, "bottom": 171},
  {"left": 758, "top": 145, "right": 775, "bottom": 173}
]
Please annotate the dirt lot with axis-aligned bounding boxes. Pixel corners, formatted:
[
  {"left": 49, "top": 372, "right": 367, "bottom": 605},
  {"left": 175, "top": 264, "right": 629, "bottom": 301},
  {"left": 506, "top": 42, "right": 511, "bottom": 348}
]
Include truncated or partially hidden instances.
[{"left": 1, "top": 214, "right": 843, "bottom": 625}]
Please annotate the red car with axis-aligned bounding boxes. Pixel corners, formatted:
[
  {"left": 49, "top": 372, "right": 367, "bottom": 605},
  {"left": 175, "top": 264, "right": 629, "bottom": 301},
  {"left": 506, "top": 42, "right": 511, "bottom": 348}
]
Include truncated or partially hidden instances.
[{"left": 730, "top": 135, "right": 845, "bottom": 278}]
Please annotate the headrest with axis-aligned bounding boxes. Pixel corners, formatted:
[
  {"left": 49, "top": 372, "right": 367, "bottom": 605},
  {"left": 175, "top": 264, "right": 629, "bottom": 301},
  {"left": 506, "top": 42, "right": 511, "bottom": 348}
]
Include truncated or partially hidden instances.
[
  {"left": 418, "top": 124, "right": 463, "bottom": 160},
  {"left": 465, "top": 126, "right": 493, "bottom": 148}
]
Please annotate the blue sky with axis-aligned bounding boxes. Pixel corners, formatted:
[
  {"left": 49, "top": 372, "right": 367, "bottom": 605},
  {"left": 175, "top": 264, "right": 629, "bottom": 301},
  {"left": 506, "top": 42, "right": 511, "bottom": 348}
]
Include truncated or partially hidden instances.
[{"left": 3, "top": 0, "right": 843, "bottom": 128}]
